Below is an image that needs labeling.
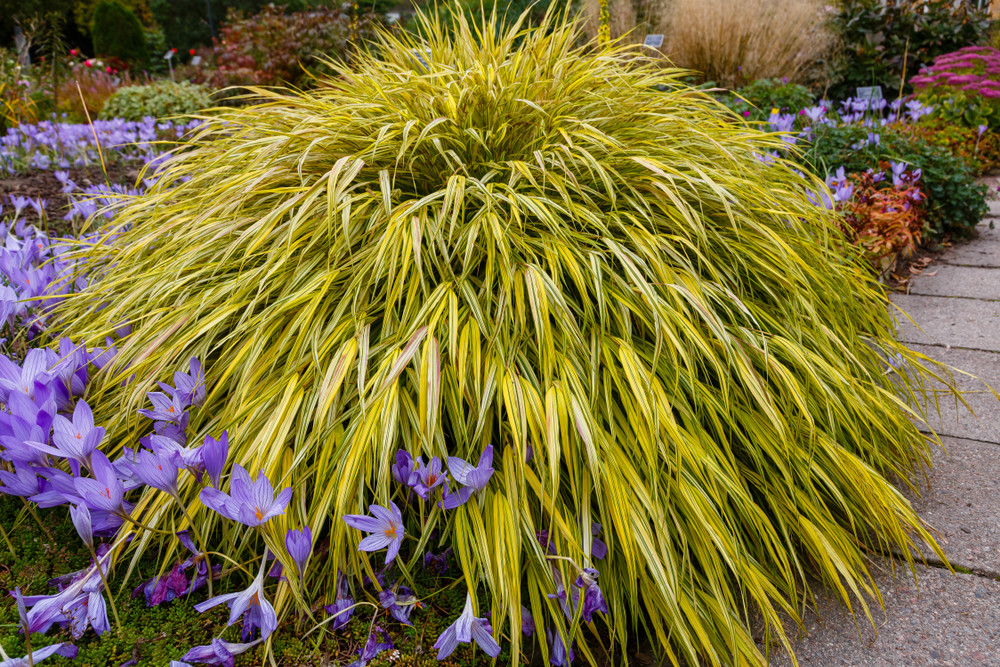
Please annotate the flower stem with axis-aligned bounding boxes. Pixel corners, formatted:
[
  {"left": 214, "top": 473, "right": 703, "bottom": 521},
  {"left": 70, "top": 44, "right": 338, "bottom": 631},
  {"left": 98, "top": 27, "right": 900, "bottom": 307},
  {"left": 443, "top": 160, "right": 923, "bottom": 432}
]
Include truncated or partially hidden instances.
[{"left": 86, "top": 544, "right": 122, "bottom": 636}]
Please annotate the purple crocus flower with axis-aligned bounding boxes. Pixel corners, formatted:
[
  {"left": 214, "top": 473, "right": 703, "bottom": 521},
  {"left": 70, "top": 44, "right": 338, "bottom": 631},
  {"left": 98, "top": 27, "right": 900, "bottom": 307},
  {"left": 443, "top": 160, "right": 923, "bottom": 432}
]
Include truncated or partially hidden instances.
[
  {"left": 547, "top": 628, "right": 575, "bottom": 666},
  {"left": 138, "top": 391, "right": 188, "bottom": 424},
  {"left": 23, "top": 552, "right": 111, "bottom": 638},
  {"left": 379, "top": 586, "right": 420, "bottom": 625},
  {"left": 193, "top": 566, "right": 277, "bottom": 641},
  {"left": 574, "top": 568, "right": 608, "bottom": 623},
  {"left": 126, "top": 448, "right": 180, "bottom": 497},
  {"left": 432, "top": 593, "right": 501, "bottom": 659},
  {"left": 285, "top": 527, "right": 312, "bottom": 574},
  {"left": 201, "top": 432, "right": 228, "bottom": 488},
  {"left": 73, "top": 450, "right": 126, "bottom": 515},
  {"left": 0, "top": 464, "right": 41, "bottom": 497},
  {"left": 391, "top": 449, "right": 418, "bottom": 486},
  {"left": 343, "top": 502, "right": 404, "bottom": 564},
  {"left": 423, "top": 547, "right": 451, "bottom": 572},
  {"left": 179, "top": 638, "right": 261, "bottom": 667},
  {"left": 324, "top": 572, "right": 354, "bottom": 631},
  {"left": 521, "top": 605, "right": 535, "bottom": 636},
  {"left": 348, "top": 626, "right": 392, "bottom": 667},
  {"left": 591, "top": 523, "right": 608, "bottom": 560},
  {"left": 174, "top": 358, "right": 206, "bottom": 407},
  {"left": 412, "top": 457, "right": 447, "bottom": 500},
  {"left": 70, "top": 504, "right": 93, "bottom": 549},
  {"left": 440, "top": 445, "right": 494, "bottom": 509},
  {"left": 0, "top": 642, "right": 78, "bottom": 667},
  {"left": 199, "top": 464, "right": 291, "bottom": 527},
  {"left": 979, "top": 124, "right": 989, "bottom": 137}
]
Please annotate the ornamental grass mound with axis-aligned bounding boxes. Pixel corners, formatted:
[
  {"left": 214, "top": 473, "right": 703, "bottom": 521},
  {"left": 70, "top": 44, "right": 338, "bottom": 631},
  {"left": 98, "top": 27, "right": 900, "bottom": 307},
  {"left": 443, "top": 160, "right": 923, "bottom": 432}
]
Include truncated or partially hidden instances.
[{"left": 53, "top": 10, "right": 956, "bottom": 666}]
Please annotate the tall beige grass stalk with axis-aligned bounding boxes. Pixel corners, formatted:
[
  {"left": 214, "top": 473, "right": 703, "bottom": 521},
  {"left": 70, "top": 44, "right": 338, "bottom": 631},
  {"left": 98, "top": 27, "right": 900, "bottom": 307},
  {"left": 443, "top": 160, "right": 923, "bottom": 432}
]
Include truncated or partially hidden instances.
[{"left": 662, "top": 0, "right": 835, "bottom": 86}]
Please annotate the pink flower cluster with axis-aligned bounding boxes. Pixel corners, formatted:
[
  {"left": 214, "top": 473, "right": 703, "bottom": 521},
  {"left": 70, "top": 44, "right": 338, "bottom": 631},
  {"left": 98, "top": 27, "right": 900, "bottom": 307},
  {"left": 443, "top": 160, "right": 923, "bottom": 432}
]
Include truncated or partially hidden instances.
[{"left": 910, "top": 46, "right": 1000, "bottom": 99}]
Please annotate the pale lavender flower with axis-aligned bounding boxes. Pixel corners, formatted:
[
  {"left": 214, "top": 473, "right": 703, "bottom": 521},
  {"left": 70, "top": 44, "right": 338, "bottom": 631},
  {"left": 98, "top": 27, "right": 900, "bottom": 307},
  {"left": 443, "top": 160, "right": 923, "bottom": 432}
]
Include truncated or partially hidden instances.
[
  {"left": 432, "top": 593, "right": 500, "bottom": 659},
  {"left": 180, "top": 638, "right": 261, "bottom": 666},
  {"left": 199, "top": 464, "right": 291, "bottom": 527},
  {"left": 193, "top": 566, "right": 277, "bottom": 641},
  {"left": 0, "top": 642, "right": 77, "bottom": 667},
  {"left": 343, "top": 502, "right": 404, "bottom": 564}
]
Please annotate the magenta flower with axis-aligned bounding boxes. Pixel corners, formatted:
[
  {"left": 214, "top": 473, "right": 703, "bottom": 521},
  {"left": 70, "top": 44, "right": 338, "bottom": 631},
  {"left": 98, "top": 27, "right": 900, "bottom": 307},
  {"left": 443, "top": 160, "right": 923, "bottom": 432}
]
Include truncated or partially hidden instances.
[
  {"left": 199, "top": 464, "right": 291, "bottom": 527},
  {"left": 432, "top": 593, "right": 500, "bottom": 660},
  {"left": 343, "top": 502, "right": 404, "bottom": 564}
]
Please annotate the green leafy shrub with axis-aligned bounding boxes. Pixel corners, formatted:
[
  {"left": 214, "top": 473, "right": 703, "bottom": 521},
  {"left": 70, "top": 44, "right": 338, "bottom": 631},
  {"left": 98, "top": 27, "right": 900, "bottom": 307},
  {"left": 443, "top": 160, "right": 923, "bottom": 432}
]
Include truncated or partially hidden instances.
[
  {"left": 803, "top": 122, "right": 988, "bottom": 239},
  {"left": 720, "top": 77, "right": 815, "bottom": 121},
  {"left": 54, "top": 11, "right": 958, "bottom": 666},
  {"left": 829, "top": 0, "right": 990, "bottom": 100},
  {"left": 98, "top": 80, "right": 212, "bottom": 120},
  {"left": 91, "top": 0, "right": 148, "bottom": 69},
  {"left": 911, "top": 117, "right": 1000, "bottom": 175}
]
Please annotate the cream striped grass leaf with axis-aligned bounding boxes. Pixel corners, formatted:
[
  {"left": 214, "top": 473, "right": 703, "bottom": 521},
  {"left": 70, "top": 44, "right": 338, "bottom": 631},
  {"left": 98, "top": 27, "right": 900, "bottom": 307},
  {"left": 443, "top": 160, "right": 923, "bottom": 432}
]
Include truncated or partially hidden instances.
[{"left": 51, "top": 8, "right": 961, "bottom": 666}]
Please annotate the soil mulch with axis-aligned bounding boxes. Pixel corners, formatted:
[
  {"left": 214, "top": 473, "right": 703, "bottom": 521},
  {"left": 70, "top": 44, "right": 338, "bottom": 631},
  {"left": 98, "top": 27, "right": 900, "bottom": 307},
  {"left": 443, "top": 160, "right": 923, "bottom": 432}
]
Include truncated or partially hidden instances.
[{"left": 0, "top": 162, "right": 141, "bottom": 237}]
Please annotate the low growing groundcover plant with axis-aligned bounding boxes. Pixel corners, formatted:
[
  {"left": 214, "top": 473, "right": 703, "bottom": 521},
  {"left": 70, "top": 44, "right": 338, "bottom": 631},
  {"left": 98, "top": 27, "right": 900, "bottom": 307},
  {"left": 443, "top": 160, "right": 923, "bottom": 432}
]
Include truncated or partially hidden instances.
[{"left": 13, "top": 9, "right": 965, "bottom": 666}]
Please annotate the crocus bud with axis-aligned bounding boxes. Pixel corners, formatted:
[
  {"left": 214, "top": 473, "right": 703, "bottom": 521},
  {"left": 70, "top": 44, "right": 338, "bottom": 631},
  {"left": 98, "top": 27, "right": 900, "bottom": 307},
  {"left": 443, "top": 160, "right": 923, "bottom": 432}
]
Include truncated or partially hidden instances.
[{"left": 70, "top": 503, "right": 94, "bottom": 549}]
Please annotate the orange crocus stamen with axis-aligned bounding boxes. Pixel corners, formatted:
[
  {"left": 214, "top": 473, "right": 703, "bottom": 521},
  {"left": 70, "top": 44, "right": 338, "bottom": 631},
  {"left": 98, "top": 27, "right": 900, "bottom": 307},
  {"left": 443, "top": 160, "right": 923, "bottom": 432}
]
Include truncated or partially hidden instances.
[
  {"left": 255, "top": 507, "right": 264, "bottom": 521},
  {"left": 384, "top": 524, "right": 398, "bottom": 539}
]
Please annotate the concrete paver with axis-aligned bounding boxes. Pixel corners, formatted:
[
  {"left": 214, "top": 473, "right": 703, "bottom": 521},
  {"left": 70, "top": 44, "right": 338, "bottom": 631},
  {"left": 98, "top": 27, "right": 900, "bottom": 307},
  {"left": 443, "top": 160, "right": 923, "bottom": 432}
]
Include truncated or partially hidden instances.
[
  {"left": 907, "top": 264, "right": 1000, "bottom": 300},
  {"left": 904, "top": 436, "right": 1000, "bottom": 576},
  {"left": 773, "top": 217, "right": 1000, "bottom": 666},
  {"left": 892, "top": 294, "right": 1000, "bottom": 352},
  {"left": 939, "top": 223, "right": 1000, "bottom": 268},
  {"left": 768, "top": 566, "right": 1000, "bottom": 666},
  {"left": 904, "top": 344, "right": 1000, "bottom": 444}
]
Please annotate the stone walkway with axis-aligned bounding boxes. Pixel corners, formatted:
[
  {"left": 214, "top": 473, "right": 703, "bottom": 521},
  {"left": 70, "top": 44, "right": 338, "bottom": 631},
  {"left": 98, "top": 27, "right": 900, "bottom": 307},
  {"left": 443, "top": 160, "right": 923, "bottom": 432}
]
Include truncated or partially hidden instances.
[{"left": 768, "top": 212, "right": 1000, "bottom": 664}]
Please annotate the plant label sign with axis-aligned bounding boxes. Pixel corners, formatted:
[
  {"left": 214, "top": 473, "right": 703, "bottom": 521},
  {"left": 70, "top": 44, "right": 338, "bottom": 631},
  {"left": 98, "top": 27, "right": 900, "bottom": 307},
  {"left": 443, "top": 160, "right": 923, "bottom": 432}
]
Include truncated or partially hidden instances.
[
  {"left": 410, "top": 48, "right": 431, "bottom": 69},
  {"left": 855, "top": 86, "right": 883, "bottom": 102},
  {"left": 163, "top": 49, "right": 174, "bottom": 60},
  {"left": 643, "top": 34, "right": 664, "bottom": 48},
  {"left": 191, "top": 55, "right": 202, "bottom": 66}
]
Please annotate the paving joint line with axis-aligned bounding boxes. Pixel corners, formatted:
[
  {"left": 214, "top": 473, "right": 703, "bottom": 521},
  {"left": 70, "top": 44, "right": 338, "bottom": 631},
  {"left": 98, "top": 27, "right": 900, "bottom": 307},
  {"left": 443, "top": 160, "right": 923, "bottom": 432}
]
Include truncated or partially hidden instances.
[
  {"left": 896, "top": 340, "right": 1000, "bottom": 356},
  {"left": 885, "top": 549, "right": 1000, "bottom": 582},
  {"left": 903, "top": 292, "right": 1000, "bottom": 303},
  {"left": 915, "top": 427, "right": 1000, "bottom": 447}
]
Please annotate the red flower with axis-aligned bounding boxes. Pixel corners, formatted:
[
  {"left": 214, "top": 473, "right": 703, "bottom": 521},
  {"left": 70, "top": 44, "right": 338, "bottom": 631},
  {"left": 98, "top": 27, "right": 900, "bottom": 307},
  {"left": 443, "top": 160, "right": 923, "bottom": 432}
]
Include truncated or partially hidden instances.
[
  {"left": 190, "top": 49, "right": 196, "bottom": 55},
  {"left": 84, "top": 59, "right": 92, "bottom": 67},
  {"left": 172, "top": 48, "right": 178, "bottom": 53},
  {"left": 70, "top": 49, "right": 77, "bottom": 56}
]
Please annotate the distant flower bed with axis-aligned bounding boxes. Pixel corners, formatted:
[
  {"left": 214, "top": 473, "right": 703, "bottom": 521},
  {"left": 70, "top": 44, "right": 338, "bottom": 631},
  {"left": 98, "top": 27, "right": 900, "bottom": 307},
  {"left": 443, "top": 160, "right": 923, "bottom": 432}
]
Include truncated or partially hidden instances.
[
  {"left": 0, "top": 117, "right": 200, "bottom": 175},
  {"left": 910, "top": 46, "right": 1000, "bottom": 128}
]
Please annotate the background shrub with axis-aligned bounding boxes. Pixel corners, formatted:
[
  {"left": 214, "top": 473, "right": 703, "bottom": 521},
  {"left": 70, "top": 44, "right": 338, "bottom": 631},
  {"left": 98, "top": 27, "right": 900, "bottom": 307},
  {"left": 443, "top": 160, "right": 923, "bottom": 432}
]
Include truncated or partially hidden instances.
[
  {"left": 91, "top": 0, "right": 148, "bottom": 69},
  {"left": 829, "top": 0, "right": 990, "bottom": 100},
  {"left": 54, "top": 62, "right": 135, "bottom": 120},
  {"left": 720, "top": 78, "right": 815, "bottom": 121},
  {"left": 911, "top": 117, "right": 1000, "bottom": 175},
  {"left": 201, "top": 5, "right": 375, "bottom": 92},
  {"left": 658, "top": 0, "right": 835, "bottom": 87},
  {"left": 98, "top": 80, "right": 212, "bottom": 120},
  {"left": 803, "top": 122, "right": 988, "bottom": 239},
  {"left": 54, "top": 11, "right": 956, "bottom": 666}
]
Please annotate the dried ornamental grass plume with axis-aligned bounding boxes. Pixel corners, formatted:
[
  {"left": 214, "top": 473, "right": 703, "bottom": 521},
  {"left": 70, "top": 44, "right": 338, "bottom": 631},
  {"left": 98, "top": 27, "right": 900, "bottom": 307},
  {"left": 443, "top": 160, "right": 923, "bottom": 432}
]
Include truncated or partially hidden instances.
[{"left": 53, "top": 8, "right": 959, "bottom": 665}]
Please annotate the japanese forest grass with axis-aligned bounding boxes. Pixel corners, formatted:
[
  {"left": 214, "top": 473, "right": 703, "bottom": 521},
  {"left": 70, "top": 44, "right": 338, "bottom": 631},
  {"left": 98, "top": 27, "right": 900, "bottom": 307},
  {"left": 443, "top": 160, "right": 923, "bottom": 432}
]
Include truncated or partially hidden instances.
[{"left": 51, "top": 11, "right": 960, "bottom": 666}]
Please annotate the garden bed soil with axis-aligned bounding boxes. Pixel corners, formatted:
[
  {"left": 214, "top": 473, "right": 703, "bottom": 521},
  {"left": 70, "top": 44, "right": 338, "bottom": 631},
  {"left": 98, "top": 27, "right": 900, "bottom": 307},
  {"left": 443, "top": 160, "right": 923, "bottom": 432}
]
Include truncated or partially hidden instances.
[{"left": 0, "top": 162, "right": 141, "bottom": 236}]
